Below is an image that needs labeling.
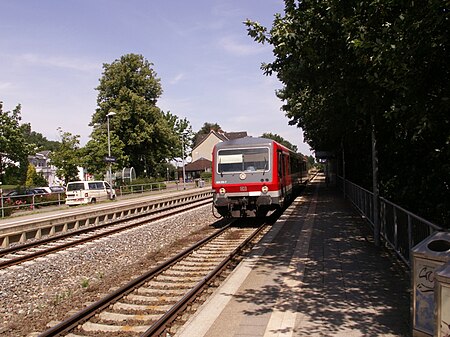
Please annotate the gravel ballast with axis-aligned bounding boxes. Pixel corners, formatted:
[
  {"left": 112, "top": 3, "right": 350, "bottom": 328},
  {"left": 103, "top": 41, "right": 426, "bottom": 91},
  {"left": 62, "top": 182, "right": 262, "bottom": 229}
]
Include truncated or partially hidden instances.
[{"left": 0, "top": 204, "right": 220, "bottom": 336}]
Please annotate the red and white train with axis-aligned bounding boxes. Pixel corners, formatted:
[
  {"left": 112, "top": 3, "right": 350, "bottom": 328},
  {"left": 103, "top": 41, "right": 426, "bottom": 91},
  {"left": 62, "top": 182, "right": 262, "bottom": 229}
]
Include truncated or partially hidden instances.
[{"left": 212, "top": 137, "right": 308, "bottom": 217}]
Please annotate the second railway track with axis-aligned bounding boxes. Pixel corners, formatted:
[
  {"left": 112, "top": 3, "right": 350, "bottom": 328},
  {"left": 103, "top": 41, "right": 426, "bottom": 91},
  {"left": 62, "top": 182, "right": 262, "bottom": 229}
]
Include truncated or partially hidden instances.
[
  {"left": 0, "top": 196, "right": 211, "bottom": 270},
  {"left": 38, "top": 220, "right": 269, "bottom": 337}
]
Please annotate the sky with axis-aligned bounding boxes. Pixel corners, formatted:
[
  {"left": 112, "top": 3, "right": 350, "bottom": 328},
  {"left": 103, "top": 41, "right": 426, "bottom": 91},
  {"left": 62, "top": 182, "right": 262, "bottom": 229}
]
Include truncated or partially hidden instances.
[{"left": 0, "top": 0, "right": 312, "bottom": 156}]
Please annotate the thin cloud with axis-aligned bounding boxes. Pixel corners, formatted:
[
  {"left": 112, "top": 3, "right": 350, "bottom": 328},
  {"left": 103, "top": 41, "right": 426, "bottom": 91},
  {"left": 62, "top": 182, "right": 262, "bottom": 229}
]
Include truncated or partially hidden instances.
[
  {"left": 0, "top": 82, "right": 13, "bottom": 91},
  {"left": 18, "top": 53, "right": 100, "bottom": 72},
  {"left": 219, "top": 35, "right": 267, "bottom": 56},
  {"left": 169, "top": 73, "right": 186, "bottom": 85}
]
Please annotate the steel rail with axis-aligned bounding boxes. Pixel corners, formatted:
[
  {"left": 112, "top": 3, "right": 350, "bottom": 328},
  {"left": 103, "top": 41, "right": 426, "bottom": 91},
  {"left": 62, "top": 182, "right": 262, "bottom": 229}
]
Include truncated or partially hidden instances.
[
  {"left": 142, "top": 222, "right": 267, "bottom": 336},
  {"left": 38, "top": 222, "right": 233, "bottom": 337},
  {"left": 1, "top": 195, "right": 211, "bottom": 257},
  {"left": 0, "top": 198, "right": 211, "bottom": 269}
]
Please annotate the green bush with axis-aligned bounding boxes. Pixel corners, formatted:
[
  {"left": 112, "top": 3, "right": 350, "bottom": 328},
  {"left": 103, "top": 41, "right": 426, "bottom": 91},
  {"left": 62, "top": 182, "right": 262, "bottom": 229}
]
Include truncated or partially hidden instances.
[
  {"left": 1, "top": 200, "right": 14, "bottom": 216},
  {"left": 200, "top": 172, "right": 212, "bottom": 180}
]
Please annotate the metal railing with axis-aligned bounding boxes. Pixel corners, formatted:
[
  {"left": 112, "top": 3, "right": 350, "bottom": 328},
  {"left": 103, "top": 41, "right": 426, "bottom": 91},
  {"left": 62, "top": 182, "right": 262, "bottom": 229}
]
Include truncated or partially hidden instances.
[
  {"left": 118, "top": 182, "right": 169, "bottom": 196},
  {"left": 337, "top": 176, "right": 445, "bottom": 267},
  {"left": 0, "top": 192, "right": 65, "bottom": 218},
  {"left": 0, "top": 180, "right": 212, "bottom": 218},
  {"left": 117, "top": 180, "right": 210, "bottom": 197}
]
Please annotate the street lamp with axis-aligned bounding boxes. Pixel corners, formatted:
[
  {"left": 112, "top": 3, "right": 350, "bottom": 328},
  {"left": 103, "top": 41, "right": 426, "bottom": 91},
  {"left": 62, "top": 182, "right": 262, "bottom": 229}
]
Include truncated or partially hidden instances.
[
  {"left": 181, "top": 133, "right": 187, "bottom": 190},
  {"left": 106, "top": 111, "right": 116, "bottom": 198}
]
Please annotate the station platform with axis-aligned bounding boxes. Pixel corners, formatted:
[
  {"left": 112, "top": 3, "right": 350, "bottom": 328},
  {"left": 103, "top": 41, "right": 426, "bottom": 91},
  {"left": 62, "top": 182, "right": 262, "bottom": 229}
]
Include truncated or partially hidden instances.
[
  {"left": 0, "top": 185, "right": 203, "bottom": 228},
  {"left": 177, "top": 175, "right": 411, "bottom": 337}
]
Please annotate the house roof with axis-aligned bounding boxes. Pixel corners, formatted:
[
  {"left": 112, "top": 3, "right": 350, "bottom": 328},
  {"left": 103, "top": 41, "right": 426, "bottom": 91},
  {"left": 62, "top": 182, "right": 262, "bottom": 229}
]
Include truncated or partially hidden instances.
[
  {"left": 28, "top": 151, "right": 51, "bottom": 161},
  {"left": 183, "top": 158, "right": 212, "bottom": 172},
  {"left": 193, "top": 130, "right": 247, "bottom": 150}
]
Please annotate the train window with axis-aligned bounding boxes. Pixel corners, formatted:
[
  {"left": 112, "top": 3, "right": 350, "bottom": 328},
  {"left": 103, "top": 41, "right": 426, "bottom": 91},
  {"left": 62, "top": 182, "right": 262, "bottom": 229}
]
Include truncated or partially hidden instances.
[{"left": 218, "top": 147, "right": 270, "bottom": 173}]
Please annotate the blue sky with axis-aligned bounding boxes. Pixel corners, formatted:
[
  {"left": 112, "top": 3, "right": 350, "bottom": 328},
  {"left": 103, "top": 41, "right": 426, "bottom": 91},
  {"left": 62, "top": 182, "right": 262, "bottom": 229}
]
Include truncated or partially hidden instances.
[{"left": 0, "top": 0, "right": 312, "bottom": 155}]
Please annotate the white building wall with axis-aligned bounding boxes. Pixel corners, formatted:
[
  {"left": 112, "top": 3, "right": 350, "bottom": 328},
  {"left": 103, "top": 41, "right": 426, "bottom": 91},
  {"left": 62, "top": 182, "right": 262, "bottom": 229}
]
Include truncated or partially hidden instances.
[{"left": 192, "top": 134, "right": 223, "bottom": 161}]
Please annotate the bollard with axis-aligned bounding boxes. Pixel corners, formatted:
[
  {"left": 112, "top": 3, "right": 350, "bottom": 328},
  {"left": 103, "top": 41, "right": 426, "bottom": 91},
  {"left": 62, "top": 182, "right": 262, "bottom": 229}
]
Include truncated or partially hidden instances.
[{"left": 411, "top": 232, "right": 450, "bottom": 336}]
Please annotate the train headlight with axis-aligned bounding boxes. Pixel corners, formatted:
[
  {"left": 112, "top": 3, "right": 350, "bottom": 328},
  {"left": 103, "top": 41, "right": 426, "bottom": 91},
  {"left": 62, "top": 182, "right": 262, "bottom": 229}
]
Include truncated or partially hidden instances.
[
  {"left": 219, "top": 187, "right": 226, "bottom": 195},
  {"left": 261, "top": 185, "right": 269, "bottom": 194}
]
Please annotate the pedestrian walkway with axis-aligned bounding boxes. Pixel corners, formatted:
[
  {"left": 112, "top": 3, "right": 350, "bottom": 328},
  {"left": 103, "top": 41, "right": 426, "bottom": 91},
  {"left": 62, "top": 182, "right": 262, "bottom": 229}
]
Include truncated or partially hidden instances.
[{"left": 177, "top": 175, "right": 411, "bottom": 337}]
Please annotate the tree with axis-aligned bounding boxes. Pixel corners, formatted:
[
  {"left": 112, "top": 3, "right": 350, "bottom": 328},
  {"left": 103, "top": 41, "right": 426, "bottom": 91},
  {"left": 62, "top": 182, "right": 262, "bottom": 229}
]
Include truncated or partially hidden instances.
[
  {"left": 82, "top": 124, "right": 128, "bottom": 179},
  {"left": 93, "top": 53, "right": 178, "bottom": 177},
  {"left": 21, "top": 124, "right": 60, "bottom": 152},
  {"left": 25, "top": 163, "right": 47, "bottom": 187},
  {"left": 0, "top": 102, "right": 32, "bottom": 184},
  {"left": 25, "top": 164, "right": 36, "bottom": 188},
  {"left": 49, "top": 128, "right": 81, "bottom": 184},
  {"left": 246, "top": 0, "right": 449, "bottom": 225},
  {"left": 193, "top": 122, "right": 222, "bottom": 146},
  {"left": 162, "top": 111, "right": 194, "bottom": 158},
  {"left": 261, "top": 132, "right": 298, "bottom": 152}
]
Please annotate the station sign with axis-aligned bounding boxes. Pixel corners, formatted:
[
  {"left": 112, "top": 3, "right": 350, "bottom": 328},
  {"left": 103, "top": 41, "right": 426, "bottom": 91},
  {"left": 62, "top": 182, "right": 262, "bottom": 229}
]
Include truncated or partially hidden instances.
[{"left": 104, "top": 156, "right": 117, "bottom": 163}]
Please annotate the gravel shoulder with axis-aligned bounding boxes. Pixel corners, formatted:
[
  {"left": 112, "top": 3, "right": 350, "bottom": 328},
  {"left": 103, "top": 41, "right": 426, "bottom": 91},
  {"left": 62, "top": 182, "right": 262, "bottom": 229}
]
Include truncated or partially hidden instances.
[{"left": 0, "top": 204, "right": 221, "bottom": 337}]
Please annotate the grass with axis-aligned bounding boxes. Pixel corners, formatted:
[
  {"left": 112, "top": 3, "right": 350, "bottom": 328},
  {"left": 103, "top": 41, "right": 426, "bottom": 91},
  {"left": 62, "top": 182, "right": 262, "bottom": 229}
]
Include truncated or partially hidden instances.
[{"left": 80, "top": 278, "right": 90, "bottom": 289}]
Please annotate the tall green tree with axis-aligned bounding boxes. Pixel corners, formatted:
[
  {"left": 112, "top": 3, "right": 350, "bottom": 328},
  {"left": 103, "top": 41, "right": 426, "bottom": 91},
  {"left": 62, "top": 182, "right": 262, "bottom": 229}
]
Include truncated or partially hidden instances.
[
  {"left": 49, "top": 128, "right": 81, "bottom": 184},
  {"left": 0, "top": 102, "right": 31, "bottom": 184},
  {"left": 246, "top": 0, "right": 449, "bottom": 225},
  {"left": 92, "top": 53, "right": 178, "bottom": 177}
]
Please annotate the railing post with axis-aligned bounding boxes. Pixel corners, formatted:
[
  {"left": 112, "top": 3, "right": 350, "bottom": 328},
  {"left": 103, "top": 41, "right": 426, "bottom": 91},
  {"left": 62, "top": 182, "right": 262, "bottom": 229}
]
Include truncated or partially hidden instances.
[
  {"left": 342, "top": 142, "right": 346, "bottom": 199},
  {"left": 371, "top": 114, "right": 380, "bottom": 246},
  {"left": 393, "top": 207, "right": 398, "bottom": 251},
  {"left": 0, "top": 192, "right": 4, "bottom": 218},
  {"left": 407, "top": 214, "right": 413, "bottom": 261}
]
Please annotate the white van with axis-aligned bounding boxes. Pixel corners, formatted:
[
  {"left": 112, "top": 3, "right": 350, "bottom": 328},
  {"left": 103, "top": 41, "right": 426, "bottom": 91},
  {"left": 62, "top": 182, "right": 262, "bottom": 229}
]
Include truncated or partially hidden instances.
[{"left": 65, "top": 181, "right": 116, "bottom": 206}]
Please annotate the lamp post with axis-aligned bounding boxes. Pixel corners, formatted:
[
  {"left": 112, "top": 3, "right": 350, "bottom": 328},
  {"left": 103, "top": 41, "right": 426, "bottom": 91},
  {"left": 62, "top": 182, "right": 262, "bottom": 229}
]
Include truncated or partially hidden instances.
[
  {"left": 106, "top": 111, "right": 116, "bottom": 198},
  {"left": 0, "top": 182, "right": 3, "bottom": 218},
  {"left": 181, "top": 133, "right": 186, "bottom": 190}
]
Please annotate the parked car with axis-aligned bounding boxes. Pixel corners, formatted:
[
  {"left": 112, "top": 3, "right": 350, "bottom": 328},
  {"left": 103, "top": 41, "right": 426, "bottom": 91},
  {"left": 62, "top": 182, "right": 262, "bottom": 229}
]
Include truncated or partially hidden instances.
[
  {"left": 4, "top": 189, "right": 40, "bottom": 196},
  {"left": 3, "top": 188, "right": 46, "bottom": 206},
  {"left": 37, "top": 186, "right": 65, "bottom": 194},
  {"left": 65, "top": 180, "right": 116, "bottom": 206},
  {"left": 32, "top": 188, "right": 48, "bottom": 195},
  {"left": 49, "top": 186, "right": 65, "bottom": 193}
]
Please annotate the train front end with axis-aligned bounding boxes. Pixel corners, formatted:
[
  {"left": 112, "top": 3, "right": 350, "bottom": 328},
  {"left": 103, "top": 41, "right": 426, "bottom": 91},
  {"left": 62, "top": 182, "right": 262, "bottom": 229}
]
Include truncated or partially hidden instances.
[{"left": 212, "top": 137, "right": 278, "bottom": 217}]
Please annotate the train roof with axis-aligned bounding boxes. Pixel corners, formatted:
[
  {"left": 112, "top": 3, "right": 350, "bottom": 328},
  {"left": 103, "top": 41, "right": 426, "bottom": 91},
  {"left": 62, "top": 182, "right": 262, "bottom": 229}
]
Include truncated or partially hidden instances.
[
  {"left": 214, "top": 136, "right": 275, "bottom": 149},
  {"left": 214, "top": 136, "right": 306, "bottom": 159}
]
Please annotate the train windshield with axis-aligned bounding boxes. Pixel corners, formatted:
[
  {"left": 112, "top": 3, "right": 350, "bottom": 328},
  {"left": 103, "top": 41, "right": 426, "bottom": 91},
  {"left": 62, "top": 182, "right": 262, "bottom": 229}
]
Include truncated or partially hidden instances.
[{"left": 217, "top": 147, "right": 269, "bottom": 173}]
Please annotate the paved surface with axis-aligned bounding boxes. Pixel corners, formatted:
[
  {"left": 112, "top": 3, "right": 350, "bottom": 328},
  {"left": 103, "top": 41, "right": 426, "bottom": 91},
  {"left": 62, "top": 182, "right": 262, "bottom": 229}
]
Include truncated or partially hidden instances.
[
  {"left": 177, "top": 175, "right": 411, "bottom": 337},
  {"left": 0, "top": 185, "right": 204, "bottom": 228}
]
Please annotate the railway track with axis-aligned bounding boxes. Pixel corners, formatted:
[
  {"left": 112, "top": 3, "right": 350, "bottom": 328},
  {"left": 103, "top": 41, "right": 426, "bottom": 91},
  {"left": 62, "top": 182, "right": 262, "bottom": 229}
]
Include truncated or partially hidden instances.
[
  {"left": 38, "top": 220, "right": 268, "bottom": 337},
  {"left": 0, "top": 197, "right": 211, "bottom": 270}
]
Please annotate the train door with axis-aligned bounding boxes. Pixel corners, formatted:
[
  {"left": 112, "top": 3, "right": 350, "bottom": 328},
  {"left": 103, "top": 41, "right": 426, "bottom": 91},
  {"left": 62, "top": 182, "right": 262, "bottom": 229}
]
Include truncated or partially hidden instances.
[
  {"left": 285, "top": 155, "right": 291, "bottom": 198},
  {"left": 277, "top": 150, "right": 286, "bottom": 202}
]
